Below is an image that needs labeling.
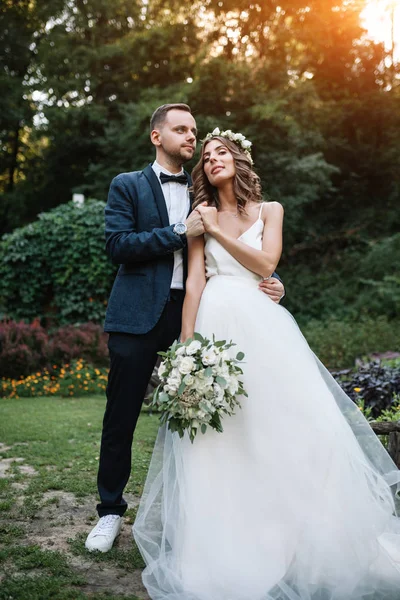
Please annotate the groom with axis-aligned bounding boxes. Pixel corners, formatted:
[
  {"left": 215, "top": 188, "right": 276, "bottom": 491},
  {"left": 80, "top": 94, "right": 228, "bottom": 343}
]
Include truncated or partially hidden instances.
[{"left": 85, "top": 103, "right": 285, "bottom": 552}]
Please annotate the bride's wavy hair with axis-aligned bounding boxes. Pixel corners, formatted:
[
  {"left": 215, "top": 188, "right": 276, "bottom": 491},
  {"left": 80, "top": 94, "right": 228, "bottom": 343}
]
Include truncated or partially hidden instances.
[{"left": 191, "top": 136, "right": 262, "bottom": 214}]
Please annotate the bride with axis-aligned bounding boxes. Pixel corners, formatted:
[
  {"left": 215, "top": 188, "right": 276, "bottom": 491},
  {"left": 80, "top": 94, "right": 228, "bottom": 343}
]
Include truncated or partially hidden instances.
[{"left": 133, "top": 128, "right": 400, "bottom": 600}]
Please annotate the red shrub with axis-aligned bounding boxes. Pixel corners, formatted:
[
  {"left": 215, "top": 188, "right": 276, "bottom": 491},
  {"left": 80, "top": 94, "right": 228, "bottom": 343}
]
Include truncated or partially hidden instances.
[
  {"left": 0, "top": 320, "right": 49, "bottom": 379},
  {"left": 47, "top": 323, "right": 108, "bottom": 367}
]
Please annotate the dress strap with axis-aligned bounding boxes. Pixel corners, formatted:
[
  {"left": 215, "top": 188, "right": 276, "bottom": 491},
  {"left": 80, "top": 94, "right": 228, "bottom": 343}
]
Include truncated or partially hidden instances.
[{"left": 258, "top": 202, "right": 264, "bottom": 220}]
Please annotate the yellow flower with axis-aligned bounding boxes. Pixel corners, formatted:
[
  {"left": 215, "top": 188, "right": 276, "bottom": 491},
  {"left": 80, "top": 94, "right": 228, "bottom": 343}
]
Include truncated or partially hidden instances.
[
  {"left": 76, "top": 374, "right": 81, "bottom": 379},
  {"left": 354, "top": 387, "right": 362, "bottom": 393}
]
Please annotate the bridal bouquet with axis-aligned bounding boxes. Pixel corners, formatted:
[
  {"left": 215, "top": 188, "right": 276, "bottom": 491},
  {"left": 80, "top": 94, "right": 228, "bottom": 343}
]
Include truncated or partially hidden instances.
[{"left": 151, "top": 334, "right": 247, "bottom": 442}]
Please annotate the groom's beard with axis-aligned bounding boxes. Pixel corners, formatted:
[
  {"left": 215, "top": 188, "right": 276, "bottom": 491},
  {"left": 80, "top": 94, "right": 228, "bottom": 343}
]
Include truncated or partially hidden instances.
[{"left": 168, "top": 146, "right": 195, "bottom": 166}]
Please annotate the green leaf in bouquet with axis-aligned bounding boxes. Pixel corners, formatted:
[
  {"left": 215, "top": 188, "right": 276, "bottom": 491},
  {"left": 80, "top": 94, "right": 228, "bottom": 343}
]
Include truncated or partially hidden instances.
[
  {"left": 210, "top": 412, "right": 224, "bottom": 433},
  {"left": 204, "top": 366, "right": 213, "bottom": 377},
  {"left": 199, "top": 400, "right": 211, "bottom": 413},
  {"left": 216, "top": 376, "right": 227, "bottom": 388},
  {"left": 151, "top": 384, "right": 161, "bottom": 404},
  {"left": 178, "top": 380, "right": 186, "bottom": 395},
  {"left": 214, "top": 340, "right": 226, "bottom": 347},
  {"left": 224, "top": 339, "right": 234, "bottom": 346},
  {"left": 168, "top": 417, "right": 178, "bottom": 432},
  {"left": 236, "top": 351, "right": 245, "bottom": 361},
  {"left": 157, "top": 351, "right": 168, "bottom": 357},
  {"left": 159, "top": 412, "right": 169, "bottom": 425},
  {"left": 201, "top": 424, "right": 207, "bottom": 434},
  {"left": 193, "top": 332, "right": 204, "bottom": 342}
]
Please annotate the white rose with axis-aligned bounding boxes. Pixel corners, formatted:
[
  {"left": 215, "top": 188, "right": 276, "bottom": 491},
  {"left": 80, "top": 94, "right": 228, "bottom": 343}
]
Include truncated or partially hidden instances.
[
  {"left": 170, "top": 367, "right": 181, "bottom": 380},
  {"left": 167, "top": 368, "right": 181, "bottom": 392},
  {"left": 186, "top": 340, "right": 202, "bottom": 355},
  {"left": 213, "top": 383, "right": 224, "bottom": 401},
  {"left": 201, "top": 347, "right": 217, "bottom": 366},
  {"left": 216, "top": 364, "right": 230, "bottom": 379},
  {"left": 194, "top": 377, "right": 206, "bottom": 394},
  {"left": 178, "top": 356, "right": 195, "bottom": 375},
  {"left": 158, "top": 361, "right": 167, "bottom": 378},
  {"left": 234, "top": 133, "right": 245, "bottom": 142},
  {"left": 176, "top": 346, "right": 187, "bottom": 356},
  {"left": 242, "top": 139, "right": 252, "bottom": 149},
  {"left": 211, "top": 127, "right": 220, "bottom": 136},
  {"left": 184, "top": 374, "right": 195, "bottom": 386},
  {"left": 167, "top": 382, "right": 179, "bottom": 395},
  {"left": 228, "top": 376, "right": 239, "bottom": 395},
  {"left": 194, "top": 372, "right": 213, "bottom": 394},
  {"left": 164, "top": 384, "right": 177, "bottom": 397}
]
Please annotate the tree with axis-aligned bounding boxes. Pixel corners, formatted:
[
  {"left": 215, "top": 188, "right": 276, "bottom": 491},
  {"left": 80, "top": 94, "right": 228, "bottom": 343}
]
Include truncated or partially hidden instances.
[{"left": 0, "top": 0, "right": 65, "bottom": 233}]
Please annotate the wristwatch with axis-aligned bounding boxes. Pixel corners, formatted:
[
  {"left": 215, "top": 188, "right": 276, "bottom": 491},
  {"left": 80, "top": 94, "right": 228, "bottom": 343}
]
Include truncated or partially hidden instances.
[{"left": 173, "top": 222, "right": 188, "bottom": 236}]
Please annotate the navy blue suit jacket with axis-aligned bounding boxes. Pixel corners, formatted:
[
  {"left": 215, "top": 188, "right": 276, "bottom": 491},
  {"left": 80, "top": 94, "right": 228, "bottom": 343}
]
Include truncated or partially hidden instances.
[{"left": 104, "top": 164, "right": 191, "bottom": 334}]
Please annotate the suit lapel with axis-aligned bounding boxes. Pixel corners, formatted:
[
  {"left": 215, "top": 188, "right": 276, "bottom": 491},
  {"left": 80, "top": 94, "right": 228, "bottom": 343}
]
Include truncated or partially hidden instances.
[{"left": 143, "top": 164, "right": 170, "bottom": 227}]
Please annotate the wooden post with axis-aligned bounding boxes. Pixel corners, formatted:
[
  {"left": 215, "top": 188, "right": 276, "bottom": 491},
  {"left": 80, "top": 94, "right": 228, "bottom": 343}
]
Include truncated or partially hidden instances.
[{"left": 370, "top": 421, "right": 400, "bottom": 468}]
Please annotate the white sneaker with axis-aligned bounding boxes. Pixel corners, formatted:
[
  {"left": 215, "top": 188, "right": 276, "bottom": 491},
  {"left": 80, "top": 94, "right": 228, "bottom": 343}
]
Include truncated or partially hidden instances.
[{"left": 85, "top": 514, "right": 122, "bottom": 553}]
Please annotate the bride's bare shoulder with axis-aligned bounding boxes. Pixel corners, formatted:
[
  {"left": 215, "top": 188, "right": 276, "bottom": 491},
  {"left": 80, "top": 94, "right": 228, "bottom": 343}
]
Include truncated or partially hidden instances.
[{"left": 264, "top": 201, "right": 284, "bottom": 216}]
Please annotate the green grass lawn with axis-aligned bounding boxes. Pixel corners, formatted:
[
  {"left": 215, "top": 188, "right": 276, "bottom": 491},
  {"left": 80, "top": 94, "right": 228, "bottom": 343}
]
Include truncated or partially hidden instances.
[{"left": 0, "top": 396, "right": 159, "bottom": 600}]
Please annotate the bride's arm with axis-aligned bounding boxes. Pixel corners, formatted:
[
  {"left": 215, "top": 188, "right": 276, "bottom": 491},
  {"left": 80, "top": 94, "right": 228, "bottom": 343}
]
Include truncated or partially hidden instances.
[
  {"left": 181, "top": 235, "right": 207, "bottom": 342},
  {"left": 197, "top": 202, "right": 284, "bottom": 279}
]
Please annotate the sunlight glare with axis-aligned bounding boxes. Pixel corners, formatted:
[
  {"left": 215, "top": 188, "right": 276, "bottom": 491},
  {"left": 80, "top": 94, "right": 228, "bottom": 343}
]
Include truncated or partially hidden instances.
[{"left": 361, "top": 0, "right": 400, "bottom": 55}]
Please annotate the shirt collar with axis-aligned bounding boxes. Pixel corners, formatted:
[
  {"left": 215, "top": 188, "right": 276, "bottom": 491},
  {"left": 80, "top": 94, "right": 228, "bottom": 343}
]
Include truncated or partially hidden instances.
[{"left": 152, "top": 160, "right": 184, "bottom": 179}]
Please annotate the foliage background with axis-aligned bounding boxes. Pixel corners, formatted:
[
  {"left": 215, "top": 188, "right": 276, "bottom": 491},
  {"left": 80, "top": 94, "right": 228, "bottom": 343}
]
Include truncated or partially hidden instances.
[{"left": 0, "top": 0, "right": 399, "bottom": 351}]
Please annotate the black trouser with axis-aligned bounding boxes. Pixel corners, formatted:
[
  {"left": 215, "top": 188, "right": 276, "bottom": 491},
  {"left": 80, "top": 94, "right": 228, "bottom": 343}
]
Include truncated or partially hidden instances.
[{"left": 96, "top": 290, "right": 185, "bottom": 517}]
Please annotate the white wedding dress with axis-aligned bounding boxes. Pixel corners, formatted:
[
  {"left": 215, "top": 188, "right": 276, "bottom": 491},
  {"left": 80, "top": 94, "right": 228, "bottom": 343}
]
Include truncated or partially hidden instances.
[{"left": 133, "top": 204, "right": 400, "bottom": 600}]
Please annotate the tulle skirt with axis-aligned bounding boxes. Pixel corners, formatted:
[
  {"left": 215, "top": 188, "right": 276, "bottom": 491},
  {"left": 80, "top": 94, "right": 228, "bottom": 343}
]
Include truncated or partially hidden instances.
[{"left": 133, "top": 275, "right": 400, "bottom": 600}]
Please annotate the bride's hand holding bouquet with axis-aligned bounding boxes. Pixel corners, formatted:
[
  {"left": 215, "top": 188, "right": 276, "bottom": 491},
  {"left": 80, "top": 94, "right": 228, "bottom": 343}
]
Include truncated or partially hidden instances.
[{"left": 150, "top": 334, "right": 247, "bottom": 443}]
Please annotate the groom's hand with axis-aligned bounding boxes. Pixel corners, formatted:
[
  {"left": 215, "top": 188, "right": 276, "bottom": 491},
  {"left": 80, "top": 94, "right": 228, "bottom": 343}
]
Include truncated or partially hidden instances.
[
  {"left": 185, "top": 210, "right": 205, "bottom": 238},
  {"left": 259, "top": 277, "right": 285, "bottom": 303}
]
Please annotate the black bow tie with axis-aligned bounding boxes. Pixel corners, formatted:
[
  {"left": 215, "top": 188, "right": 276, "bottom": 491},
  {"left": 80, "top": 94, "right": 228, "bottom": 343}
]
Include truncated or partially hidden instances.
[{"left": 160, "top": 172, "right": 188, "bottom": 185}]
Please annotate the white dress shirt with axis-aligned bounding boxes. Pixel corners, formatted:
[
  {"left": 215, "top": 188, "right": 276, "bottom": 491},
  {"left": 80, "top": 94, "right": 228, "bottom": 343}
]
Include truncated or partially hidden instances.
[{"left": 152, "top": 161, "right": 190, "bottom": 290}]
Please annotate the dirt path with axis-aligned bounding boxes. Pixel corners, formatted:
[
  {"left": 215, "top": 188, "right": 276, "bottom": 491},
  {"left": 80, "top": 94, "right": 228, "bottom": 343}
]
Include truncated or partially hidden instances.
[{"left": 0, "top": 448, "right": 150, "bottom": 598}]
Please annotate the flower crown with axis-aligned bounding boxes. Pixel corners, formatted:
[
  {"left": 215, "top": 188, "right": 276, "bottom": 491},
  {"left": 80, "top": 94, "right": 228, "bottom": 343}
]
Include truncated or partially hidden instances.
[{"left": 203, "top": 127, "right": 253, "bottom": 164}]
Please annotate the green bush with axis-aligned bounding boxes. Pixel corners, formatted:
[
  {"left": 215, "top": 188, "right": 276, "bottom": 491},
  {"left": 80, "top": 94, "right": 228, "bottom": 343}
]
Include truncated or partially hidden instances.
[
  {"left": 302, "top": 316, "right": 400, "bottom": 369},
  {"left": 281, "top": 234, "right": 400, "bottom": 323},
  {"left": 0, "top": 200, "right": 116, "bottom": 326}
]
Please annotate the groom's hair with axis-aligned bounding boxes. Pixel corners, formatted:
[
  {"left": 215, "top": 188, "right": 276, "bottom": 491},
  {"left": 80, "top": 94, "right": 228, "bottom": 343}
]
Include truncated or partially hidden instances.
[{"left": 150, "top": 103, "right": 192, "bottom": 131}]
